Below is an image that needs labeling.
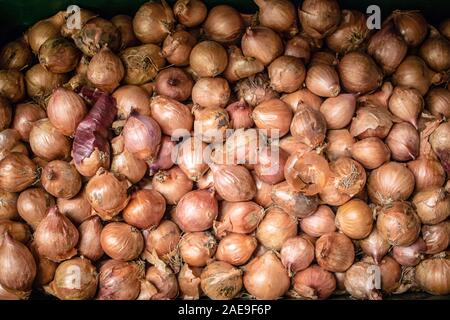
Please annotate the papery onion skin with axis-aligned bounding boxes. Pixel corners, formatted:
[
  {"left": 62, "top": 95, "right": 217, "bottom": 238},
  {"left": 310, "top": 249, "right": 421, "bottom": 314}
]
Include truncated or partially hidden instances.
[
  {"left": 0, "top": 221, "right": 31, "bottom": 244},
  {"left": 236, "top": 73, "right": 279, "bottom": 107},
  {"left": 392, "top": 238, "right": 426, "bottom": 267},
  {"left": 145, "top": 263, "right": 178, "bottom": 300},
  {"left": 214, "top": 201, "right": 264, "bottom": 237},
  {"left": 344, "top": 261, "right": 382, "bottom": 300},
  {"left": 253, "top": 98, "right": 292, "bottom": 138},
  {"left": 203, "top": 5, "right": 244, "bottom": 44},
  {"left": 174, "top": 0, "right": 207, "bottom": 28},
  {"left": 422, "top": 223, "right": 449, "bottom": 254},
  {"left": 216, "top": 233, "right": 257, "bottom": 266},
  {"left": 281, "top": 236, "right": 315, "bottom": 274},
  {"left": 338, "top": 52, "right": 382, "bottom": 94},
  {"left": 319, "top": 94, "right": 356, "bottom": 130},
  {"left": 272, "top": 181, "right": 319, "bottom": 218},
  {"left": 25, "top": 65, "right": 68, "bottom": 104},
  {"left": 336, "top": 199, "right": 373, "bottom": 240},
  {"left": 388, "top": 86, "right": 423, "bottom": 129},
  {"left": 0, "top": 38, "right": 33, "bottom": 70},
  {"left": 419, "top": 27, "right": 450, "bottom": 72},
  {"left": 0, "top": 190, "right": 18, "bottom": 221},
  {"left": 210, "top": 164, "right": 256, "bottom": 202},
  {"left": 17, "top": 188, "right": 54, "bottom": 230},
  {"left": 178, "top": 264, "right": 202, "bottom": 300},
  {"left": 0, "top": 153, "right": 37, "bottom": 193},
  {"left": 39, "top": 37, "right": 80, "bottom": 74},
  {"left": 305, "top": 63, "right": 340, "bottom": 98},
  {"left": 100, "top": 222, "right": 144, "bottom": 261},
  {"left": 268, "top": 56, "right": 305, "bottom": 93},
  {"left": 0, "top": 69, "right": 26, "bottom": 103},
  {"left": 326, "top": 129, "right": 354, "bottom": 161},
  {"left": 386, "top": 122, "right": 420, "bottom": 162},
  {"left": 256, "top": 207, "right": 297, "bottom": 251},
  {"left": 426, "top": 88, "right": 450, "bottom": 118},
  {"left": 360, "top": 227, "right": 391, "bottom": 264},
  {"left": 29, "top": 118, "right": 71, "bottom": 161},
  {"left": 241, "top": 26, "right": 283, "bottom": 66},
  {"left": 113, "top": 85, "right": 151, "bottom": 120},
  {"left": 293, "top": 265, "right": 336, "bottom": 300},
  {"left": 351, "top": 137, "right": 390, "bottom": 170},
  {"left": 201, "top": 261, "right": 243, "bottom": 300},
  {"left": 298, "top": 0, "right": 341, "bottom": 39},
  {"left": 189, "top": 41, "right": 228, "bottom": 77},
  {"left": 78, "top": 216, "right": 104, "bottom": 262},
  {"left": 111, "top": 15, "right": 138, "bottom": 50},
  {"left": 254, "top": 146, "right": 288, "bottom": 185},
  {"left": 0, "top": 97, "right": 12, "bottom": 131},
  {"left": 284, "top": 35, "right": 311, "bottom": 62},
  {"left": 299, "top": 205, "right": 336, "bottom": 237},
  {"left": 281, "top": 88, "right": 322, "bottom": 113},
  {"left": 111, "top": 135, "right": 147, "bottom": 184},
  {"left": 415, "top": 255, "right": 450, "bottom": 295},
  {"left": 429, "top": 121, "right": 450, "bottom": 173},
  {"left": 367, "top": 257, "right": 401, "bottom": 293},
  {"left": 224, "top": 45, "right": 264, "bottom": 82},
  {"left": 123, "top": 189, "right": 166, "bottom": 230},
  {"left": 176, "top": 137, "right": 209, "bottom": 182},
  {"left": 179, "top": 231, "right": 217, "bottom": 267},
  {"left": 121, "top": 44, "right": 166, "bottom": 85},
  {"left": 407, "top": 158, "right": 446, "bottom": 192},
  {"left": 255, "top": 0, "right": 297, "bottom": 33},
  {"left": 412, "top": 187, "right": 450, "bottom": 225},
  {"left": 243, "top": 251, "right": 289, "bottom": 300},
  {"left": 192, "top": 77, "right": 230, "bottom": 109},
  {"left": 315, "top": 232, "right": 355, "bottom": 272},
  {"left": 290, "top": 106, "right": 327, "bottom": 147},
  {"left": 193, "top": 105, "right": 230, "bottom": 143},
  {"left": 152, "top": 167, "right": 194, "bottom": 205},
  {"left": 41, "top": 160, "right": 82, "bottom": 199},
  {"left": 226, "top": 101, "right": 254, "bottom": 129},
  {"left": 144, "top": 220, "right": 181, "bottom": 265},
  {"left": 150, "top": 96, "right": 193, "bottom": 137},
  {"left": 161, "top": 30, "right": 197, "bottom": 67},
  {"left": 87, "top": 48, "right": 124, "bottom": 93},
  {"left": 392, "top": 10, "right": 428, "bottom": 47},
  {"left": 57, "top": 190, "right": 92, "bottom": 225},
  {"left": 367, "top": 162, "right": 415, "bottom": 205}
]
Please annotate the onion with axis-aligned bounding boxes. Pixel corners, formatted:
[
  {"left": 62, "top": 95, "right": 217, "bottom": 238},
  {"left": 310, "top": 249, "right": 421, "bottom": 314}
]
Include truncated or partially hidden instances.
[
  {"left": 152, "top": 167, "right": 193, "bottom": 205},
  {"left": 87, "top": 48, "right": 124, "bottom": 93},
  {"left": 0, "top": 129, "right": 27, "bottom": 162},
  {"left": 350, "top": 106, "right": 393, "bottom": 140},
  {"left": 145, "top": 260, "right": 178, "bottom": 300},
  {"left": 111, "top": 136, "right": 147, "bottom": 184},
  {"left": 25, "top": 18, "right": 60, "bottom": 53},
  {"left": 0, "top": 69, "right": 26, "bottom": 103},
  {"left": 293, "top": 265, "right": 336, "bottom": 300},
  {"left": 408, "top": 158, "right": 446, "bottom": 191},
  {"left": 123, "top": 189, "right": 166, "bottom": 230},
  {"left": 133, "top": 0, "right": 175, "bottom": 44},
  {"left": 57, "top": 190, "right": 92, "bottom": 225},
  {"left": 393, "top": 238, "right": 426, "bottom": 267},
  {"left": 113, "top": 85, "right": 151, "bottom": 120},
  {"left": 344, "top": 261, "right": 382, "bottom": 300},
  {"left": 272, "top": 181, "right": 319, "bottom": 218},
  {"left": 385, "top": 123, "right": 419, "bottom": 161},
  {"left": 214, "top": 201, "right": 264, "bottom": 236},
  {"left": 216, "top": 233, "right": 257, "bottom": 266},
  {"left": 358, "top": 81, "right": 394, "bottom": 109},
  {"left": 29, "top": 119, "right": 71, "bottom": 161},
  {"left": 189, "top": 41, "right": 228, "bottom": 77},
  {"left": 415, "top": 255, "right": 450, "bottom": 295},
  {"left": 256, "top": 207, "right": 297, "bottom": 251},
  {"left": 121, "top": 44, "right": 166, "bottom": 85},
  {"left": 360, "top": 227, "right": 391, "bottom": 264},
  {"left": 351, "top": 137, "right": 390, "bottom": 170},
  {"left": 161, "top": 30, "right": 197, "bottom": 66},
  {"left": 299, "top": 205, "right": 336, "bottom": 237},
  {"left": 298, "top": 0, "right": 341, "bottom": 39},
  {"left": 39, "top": 38, "right": 80, "bottom": 74},
  {"left": 0, "top": 153, "right": 37, "bottom": 192},
  {"left": 422, "top": 223, "right": 449, "bottom": 254},
  {"left": 155, "top": 68, "right": 193, "bottom": 102},
  {"left": 377, "top": 201, "right": 421, "bottom": 246},
  {"left": 319, "top": 94, "right": 356, "bottom": 130},
  {"left": 0, "top": 190, "right": 18, "bottom": 221},
  {"left": 316, "top": 232, "right": 354, "bottom": 272},
  {"left": 338, "top": 52, "right": 383, "bottom": 94},
  {"left": 310, "top": 51, "right": 338, "bottom": 66},
  {"left": 243, "top": 251, "right": 289, "bottom": 300},
  {"left": 325, "top": 129, "right": 354, "bottom": 161},
  {"left": 284, "top": 151, "right": 331, "bottom": 195},
  {"left": 367, "top": 22, "right": 408, "bottom": 75},
  {"left": 278, "top": 135, "right": 312, "bottom": 156},
  {"left": 253, "top": 98, "right": 292, "bottom": 138},
  {"left": 201, "top": 261, "right": 242, "bottom": 300},
  {"left": 111, "top": 15, "right": 138, "bottom": 49},
  {"left": 0, "top": 97, "right": 11, "bottom": 131},
  {"left": 45, "top": 257, "right": 98, "bottom": 300},
  {"left": 172, "top": 189, "right": 218, "bottom": 232},
  {"left": 363, "top": 255, "right": 403, "bottom": 293},
  {"left": 389, "top": 87, "right": 423, "bottom": 128},
  {"left": 32, "top": 248, "right": 57, "bottom": 287},
  {"left": 0, "top": 38, "right": 33, "bottom": 70},
  {"left": 224, "top": 46, "right": 264, "bottom": 82},
  {"left": 426, "top": 88, "right": 450, "bottom": 118},
  {"left": 177, "top": 137, "right": 209, "bottom": 181},
  {"left": 203, "top": 5, "right": 244, "bottom": 44},
  {"left": 86, "top": 168, "right": 130, "bottom": 221},
  {"left": 77, "top": 216, "right": 104, "bottom": 261},
  {"left": 12, "top": 102, "right": 45, "bottom": 141},
  {"left": 144, "top": 220, "right": 181, "bottom": 266},
  {"left": 241, "top": 26, "right": 283, "bottom": 66},
  {"left": 268, "top": 55, "right": 305, "bottom": 94},
  {"left": 335, "top": 199, "right": 373, "bottom": 240},
  {"left": 41, "top": 160, "right": 81, "bottom": 199},
  {"left": 179, "top": 232, "right": 217, "bottom": 267},
  {"left": 305, "top": 63, "right": 340, "bottom": 97},
  {"left": 429, "top": 121, "right": 450, "bottom": 173},
  {"left": 255, "top": 0, "right": 296, "bottom": 33},
  {"left": 284, "top": 35, "right": 311, "bottom": 62},
  {"left": 174, "top": 0, "right": 207, "bottom": 27},
  {"left": 0, "top": 221, "right": 31, "bottom": 244},
  {"left": 420, "top": 27, "right": 450, "bottom": 72},
  {"left": 193, "top": 105, "right": 229, "bottom": 143},
  {"left": 393, "top": 56, "right": 443, "bottom": 96},
  {"left": 150, "top": 96, "right": 193, "bottom": 137},
  {"left": 34, "top": 206, "right": 79, "bottom": 262},
  {"left": 123, "top": 113, "right": 161, "bottom": 161},
  {"left": 412, "top": 187, "right": 450, "bottom": 225},
  {"left": 253, "top": 146, "right": 287, "bottom": 185},
  {"left": 210, "top": 163, "right": 256, "bottom": 202},
  {"left": 326, "top": 10, "right": 370, "bottom": 54},
  {"left": 192, "top": 77, "right": 230, "bottom": 108},
  {"left": 97, "top": 259, "right": 144, "bottom": 300},
  {"left": 391, "top": 10, "right": 428, "bottom": 47},
  {"left": 211, "top": 128, "right": 260, "bottom": 166},
  {"left": 100, "top": 222, "right": 144, "bottom": 261},
  {"left": 178, "top": 264, "right": 202, "bottom": 300},
  {"left": 280, "top": 236, "right": 315, "bottom": 274},
  {"left": 25, "top": 64, "right": 67, "bottom": 104},
  {"left": 0, "top": 232, "right": 36, "bottom": 294},
  {"left": 236, "top": 73, "right": 279, "bottom": 107},
  {"left": 226, "top": 100, "right": 254, "bottom": 129}
]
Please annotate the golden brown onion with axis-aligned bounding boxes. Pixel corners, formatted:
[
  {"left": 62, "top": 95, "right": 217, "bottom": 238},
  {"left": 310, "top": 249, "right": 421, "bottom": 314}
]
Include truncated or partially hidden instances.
[
  {"left": 192, "top": 77, "right": 230, "bottom": 108},
  {"left": 290, "top": 106, "right": 327, "bottom": 147},
  {"left": 179, "top": 232, "right": 217, "bottom": 267},
  {"left": 415, "top": 255, "right": 450, "bottom": 295},
  {"left": 210, "top": 164, "right": 256, "bottom": 202},
  {"left": 336, "top": 199, "right": 373, "bottom": 240},
  {"left": 298, "top": 0, "right": 341, "bottom": 39},
  {"left": 161, "top": 30, "right": 197, "bottom": 66},
  {"left": 189, "top": 41, "right": 228, "bottom": 77},
  {"left": 100, "top": 222, "right": 144, "bottom": 261},
  {"left": 280, "top": 236, "right": 315, "bottom": 274},
  {"left": 203, "top": 5, "right": 244, "bottom": 44},
  {"left": 253, "top": 98, "right": 292, "bottom": 138},
  {"left": 268, "top": 55, "right": 305, "bottom": 93},
  {"left": 87, "top": 48, "right": 124, "bottom": 93},
  {"left": 293, "top": 265, "right": 336, "bottom": 300},
  {"left": 419, "top": 27, "right": 450, "bottom": 72},
  {"left": 319, "top": 94, "right": 356, "bottom": 129},
  {"left": 315, "top": 232, "right": 355, "bottom": 272},
  {"left": 272, "top": 181, "right": 319, "bottom": 218},
  {"left": 0, "top": 153, "right": 37, "bottom": 193},
  {"left": 360, "top": 227, "right": 391, "bottom": 264},
  {"left": 350, "top": 106, "right": 393, "bottom": 140},
  {"left": 351, "top": 137, "right": 390, "bottom": 170},
  {"left": 155, "top": 67, "right": 193, "bottom": 102},
  {"left": 391, "top": 10, "right": 428, "bottom": 47},
  {"left": 174, "top": 0, "right": 207, "bottom": 27},
  {"left": 214, "top": 201, "right": 264, "bottom": 237},
  {"left": 123, "top": 189, "right": 166, "bottom": 230},
  {"left": 113, "top": 85, "right": 151, "bottom": 120},
  {"left": 0, "top": 38, "right": 33, "bottom": 70},
  {"left": 305, "top": 63, "right": 340, "bottom": 98},
  {"left": 325, "top": 129, "right": 354, "bottom": 161},
  {"left": 201, "top": 261, "right": 242, "bottom": 300},
  {"left": 241, "top": 26, "right": 283, "bottom": 66},
  {"left": 25, "top": 64, "right": 67, "bottom": 104},
  {"left": 41, "top": 160, "right": 81, "bottom": 199},
  {"left": 386, "top": 122, "right": 419, "bottom": 161},
  {"left": 412, "top": 187, "right": 450, "bottom": 225},
  {"left": 77, "top": 216, "right": 104, "bottom": 261},
  {"left": 12, "top": 102, "right": 46, "bottom": 141},
  {"left": 57, "top": 190, "right": 91, "bottom": 225},
  {"left": 178, "top": 264, "right": 202, "bottom": 300},
  {"left": 255, "top": 0, "right": 297, "bottom": 33},
  {"left": 426, "top": 88, "right": 450, "bottom": 118},
  {"left": 256, "top": 207, "right": 297, "bottom": 251},
  {"left": 216, "top": 233, "right": 257, "bottom": 266},
  {"left": 133, "top": 0, "right": 175, "bottom": 44},
  {"left": 389, "top": 86, "right": 423, "bottom": 128},
  {"left": 39, "top": 38, "right": 80, "bottom": 73},
  {"left": 121, "top": 44, "right": 166, "bottom": 85},
  {"left": 0, "top": 69, "right": 26, "bottom": 103}
]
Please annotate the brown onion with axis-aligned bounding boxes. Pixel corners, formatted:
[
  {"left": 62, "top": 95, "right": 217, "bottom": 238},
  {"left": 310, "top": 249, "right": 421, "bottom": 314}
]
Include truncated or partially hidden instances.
[
  {"left": 360, "top": 227, "right": 391, "bottom": 264},
  {"left": 189, "top": 41, "right": 228, "bottom": 77},
  {"left": 243, "top": 251, "right": 289, "bottom": 300},
  {"left": 123, "top": 189, "right": 166, "bottom": 230},
  {"left": 367, "top": 22, "right": 407, "bottom": 75},
  {"left": 39, "top": 38, "right": 80, "bottom": 74},
  {"left": 179, "top": 232, "right": 217, "bottom": 267},
  {"left": 291, "top": 106, "right": 327, "bottom": 147},
  {"left": 86, "top": 168, "right": 130, "bottom": 221},
  {"left": 284, "top": 35, "right": 311, "bottom": 62},
  {"left": 298, "top": 0, "right": 340, "bottom": 39},
  {"left": 152, "top": 167, "right": 193, "bottom": 205},
  {"left": 429, "top": 121, "right": 450, "bottom": 173},
  {"left": 268, "top": 56, "right": 305, "bottom": 93},
  {"left": 201, "top": 261, "right": 242, "bottom": 300},
  {"left": 17, "top": 188, "right": 54, "bottom": 229},
  {"left": 358, "top": 81, "right": 394, "bottom": 109},
  {"left": 123, "top": 113, "right": 161, "bottom": 161},
  {"left": 415, "top": 255, "right": 450, "bottom": 295},
  {"left": 29, "top": 118, "right": 71, "bottom": 161},
  {"left": 413, "top": 187, "right": 450, "bottom": 225},
  {"left": 422, "top": 223, "right": 449, "bottom": 254},
  {"left": 0, "top": 221, "right": 31, "bottom": 244},
  {"left": 255, "top": 0, "right": 296, "bottom": 33},
  {"left": 178, "top": 264, "right": 202, "bottom": 300},
  {"left": 241, "top": 26, "right": 283, "bottom": 66},
  {"left": 216, "top": 233, "right": 257, "bottom": 266},
  {"left": 215, "top": 201, "right": 264, "bottom": 237},
  {"left": 366, "top": 256, "right": 402, "bottom": 293},
  {"left": 377, "top": 202, "right": 421, "bottom": 246},
  {"left": 25, "top": 64, "right": 67, "bottom": 104},
  {"left": 351, "top": 137, "right": 390, "bottom": 170},
  {"left": 281, "top": 236, "right": 315, "bottom": 274},
  {"left": 344, "top": 261, "right": 382, "bottom": 300},
  {"left": 173, "top": 189, "right": 218, "bottom": 232},
  {"left": 299, "top": 205, "right": 336, "bottom": 237},
  {"left": 111, "top": 136, "right": 147, "bottom": 184},
  {"left": 176, "top": 137, "right": 209, "bottom": 181},
  {"left": 41, "top": 160, "right": 82, "bottom": 199},
  {"left": 111, "top": 15, "right": 138, "bottom": 50},
  {"left": 57, "top": 190, "right": 92, "bottom": 225},
  {"left": 253, "top": 98, "right": 292, "bottom": 138},
  {"left": 386, "top": 123, "right": 419, "bottom": 161},
  {"left": 293, "top": 265, "right": 336, "bottom": 300},
  {"left": 224, "top": 46, "right": 264, "bottom": 82},
  {"left": 113, "top": 85, "right": 151, "bottom": 120},
  {"left": 192, "top": 77, "right": 230, "bottom": 108},
  {"left": 319, "top": 94, "right": 356, "bottom": 129},
  {"left": 392, "top": 238, "right": 426, "bottom": 267},
  {"left": 78, "top": 216, "right": 104, "bottom": 261},
  {"left": 272, "top": 181, "right": 319, "bottom": 218},
  {"left": 34, "top": 206, "right": 79, "bottom": 262},
  {"left": 87, "top": 48, "right": 124, "bottom": 93},
  {"left": 336, "top": 199, "right": 373, "bottom": 240},
  {"left": 155, "top": 68, "right": 193, "bottom": 102},
  {"left": 97, "top": 259, "right": 144, "bottom": 300},
  {"left": 350, "top": 106, "right": 393, "bottom": 140},
  {"left": 25, "top": 18, "right": 60, "bottom": 53},
  {"left": 419, "top": 27, "right": 450, "bottom": 72},
  {"left": 236, "top": 73, "right": 279, "bottom": 107},
  {"left": 316, "top": 232, "right": 355, "bottom": 272},
  {"left": 133, "top": 0, "right": 175, "bottom": 44},
  {"left": 161, "top": 30, "right": 197, "bottom": 66},
  {"left": 144, "top": 220, "right": 181, "bottom": 266},
  {"left": 12, "top": 102, "right": 46, "bottom": 141},
  {"left": 254, "top": 146, "right": 287, "bottom": 185},
  {"left": 174, "top": 0, "right": 207, "bottom": 27},
  {"left": 278, "top": 135, "right": 312, "bottom": 156},
  {"left": 0, "top": 38, "right": 33, "bottom": 70},
  {"left": 326, "top": 10, "right": 369, "bottom": 54},
  {"left": 226, "top": 100, "right": 254, "bottom": 129},
  {"left": 100, "top": 222, "right": 144, "bottom": 261},
  {"left": 0, "top": 190, "right": 18, "bottom": 221},
  {"left": 389, "top": 87, "right": 423, "bottom": 128},
  {"left": 326, "top": 129, "right": 354, "bottom": 161},
  {"left": 0, "top": 97, "right": 11, "bottom": 131},
  {"left": 0, "top": 70, "right": 26, "bottom": 103},
  {"left": 408, "top": 158, "right": 445, "bottom": 192},
  {"left": 305, "top": 63, "right": 340, "bottom": 97},
  {"left": 203, "top": 5, "right": 244, "bottom": 44},
  {"left": 391, "top": 10, "right": 428, "bottom": 47},
  {"left": 0, "top": 153, "right": 37, "bottom": 193},
  {"left": 193, "top": 105, "right": 229, "bottom": 143},
  {"left": 210, "top": 163, "right": 256, "bottom": 202},
  {"left": 426, "top": 88, "right": 450, "bottom": 118},
  {"left": 0, "top": 129, "right": 27, "bottom": 162},
  {"left": 338, "top": 52, "right": 382, "bottom": 94},
  {"left": 282, "top": 89, "right": 323, "bottom": 113},
  {"left": 121, "top": 44, "right": 166, "bottom": 85},
  {"left": 150, "top": 96, "right": 193, "bottom": 137},
  {"left": 256, "top": 207, "right": 297, "bottom": 251},
  {"left": 145, "top": 261, "right": 178, "bottom": 300}
]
